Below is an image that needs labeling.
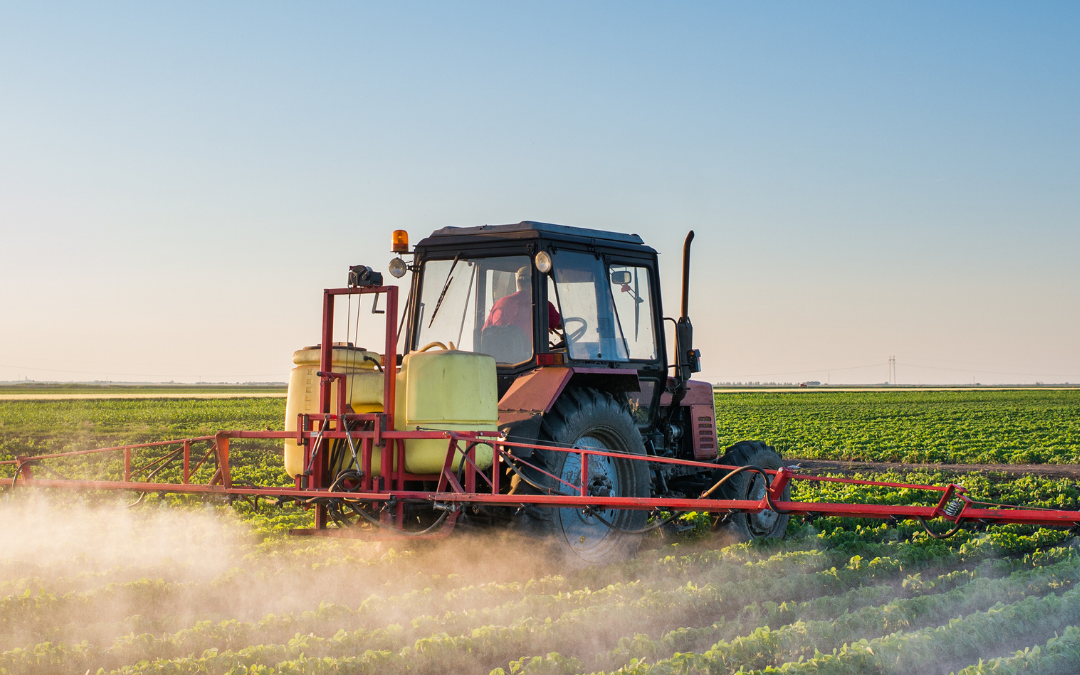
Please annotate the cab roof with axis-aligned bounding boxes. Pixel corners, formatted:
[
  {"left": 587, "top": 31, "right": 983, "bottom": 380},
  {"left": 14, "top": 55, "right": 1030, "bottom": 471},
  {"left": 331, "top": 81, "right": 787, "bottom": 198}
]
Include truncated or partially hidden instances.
[{"left": 424, "top": 221, "right": 648, "bottom": 247}]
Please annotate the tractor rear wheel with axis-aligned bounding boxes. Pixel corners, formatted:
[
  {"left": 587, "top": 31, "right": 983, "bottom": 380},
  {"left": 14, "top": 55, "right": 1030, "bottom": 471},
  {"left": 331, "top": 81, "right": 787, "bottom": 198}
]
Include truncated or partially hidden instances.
[
  {"left": 526, "top": 388, "right": 650, "bottom": 566},
  {"left": 711, "top": 440, "right": 791, "bottom": 541}
]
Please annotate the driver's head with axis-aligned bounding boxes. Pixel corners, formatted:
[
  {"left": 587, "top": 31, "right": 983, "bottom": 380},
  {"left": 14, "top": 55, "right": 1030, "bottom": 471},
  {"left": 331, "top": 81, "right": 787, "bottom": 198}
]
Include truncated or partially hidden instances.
[{"left": 516, "top": 266, "right": 531, "bottom": 291}]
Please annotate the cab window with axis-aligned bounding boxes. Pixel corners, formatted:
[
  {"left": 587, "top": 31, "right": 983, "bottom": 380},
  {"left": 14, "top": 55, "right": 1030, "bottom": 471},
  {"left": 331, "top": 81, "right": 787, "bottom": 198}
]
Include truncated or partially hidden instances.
[
  {"left": 414, "top": 255, "right": 534, "bottom": 364},
  {"left": 550, "top": 251, "right": 628, "bottom": 361},
  {"left": 608, "top": 264, "right": 657, "bottom": 360}
]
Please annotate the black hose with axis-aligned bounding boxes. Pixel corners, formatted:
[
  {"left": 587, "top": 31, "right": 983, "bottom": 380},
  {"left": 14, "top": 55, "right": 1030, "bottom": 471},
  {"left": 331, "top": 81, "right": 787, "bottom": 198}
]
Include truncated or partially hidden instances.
[
  {"left": 585, "top": 508, "right": 683, "bottom": 534},
  {"left": 916, "top": 516, "right": 964, "bottom": 540},
  {"left": 503, "top": 456, "right": 558, "bottom": 495},
  {"left": 8, "top": 459, "right": 37, "bottom": 490},
  {"left": 9, "top": 459, "right": 73, "bottom": 490},
  {"left": 700, "top": 464, "right": 792, "bottom": 515},
  {"left": 326, "top": 469, "right": 452, "bottom": 537},
  {"left": 588, "top": 465, "right": 791, "bottom": 534},
  {"left": 344, "top": 501, "right": 450, "bottom": 536}
]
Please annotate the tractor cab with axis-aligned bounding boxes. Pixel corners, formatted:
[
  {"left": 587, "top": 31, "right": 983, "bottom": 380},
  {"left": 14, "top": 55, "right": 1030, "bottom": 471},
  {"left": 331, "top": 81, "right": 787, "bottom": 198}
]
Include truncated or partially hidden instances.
[{"left": 402, "top": 222, "right": 670, "bottom": 429}]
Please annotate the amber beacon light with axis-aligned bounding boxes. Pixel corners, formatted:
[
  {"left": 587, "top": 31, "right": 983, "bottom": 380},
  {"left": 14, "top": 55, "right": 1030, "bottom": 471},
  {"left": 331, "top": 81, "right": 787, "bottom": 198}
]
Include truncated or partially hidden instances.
[{"left": 392, "top": 230, "right": 409, "bottom": 253}]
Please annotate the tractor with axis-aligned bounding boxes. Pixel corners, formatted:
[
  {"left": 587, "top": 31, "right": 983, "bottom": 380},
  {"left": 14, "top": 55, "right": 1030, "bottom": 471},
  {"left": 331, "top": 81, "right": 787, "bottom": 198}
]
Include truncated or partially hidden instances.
[{"left": 383, "top": 222, "right": 789, "bottom": 563}]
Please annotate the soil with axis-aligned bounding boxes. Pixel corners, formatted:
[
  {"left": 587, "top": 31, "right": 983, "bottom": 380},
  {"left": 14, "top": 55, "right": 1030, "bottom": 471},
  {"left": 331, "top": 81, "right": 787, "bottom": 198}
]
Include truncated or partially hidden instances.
[{"left": 0, "top": 393, "right": 287, "bottom": 400}]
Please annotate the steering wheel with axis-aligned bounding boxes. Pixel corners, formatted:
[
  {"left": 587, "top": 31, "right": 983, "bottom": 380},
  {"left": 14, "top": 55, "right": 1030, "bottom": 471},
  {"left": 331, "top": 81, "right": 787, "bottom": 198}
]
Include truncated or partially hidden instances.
[
  {"left": 562, "top": 317, "right": 587, "bottom": 342},
  {"left": 417, "top": 341, "right": 456, "bottom": 352}
]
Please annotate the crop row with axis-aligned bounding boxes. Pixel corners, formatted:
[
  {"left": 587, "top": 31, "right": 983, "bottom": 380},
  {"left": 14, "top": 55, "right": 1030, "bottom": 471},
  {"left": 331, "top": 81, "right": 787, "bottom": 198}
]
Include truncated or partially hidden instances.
[
  {"left": 602, "top": 565, "right": 980, "bottom": 669},
  {"left": 594, "top": 556, "right": 1080, "bottom": 674},
  {"left": 0, "top": 529, "right": 968, "bottom": 652},
  {"left": 955, "top": 624, "right": 1080, "bottom": 675},
  {"left": 4, "top": 516, "right": 1071, "bottom": 659},
  {"left": 0, "top": 549, "right": 836, "bottom": 667},
  {"left": 742, "top": 581, "right": 1080, "bottom": 675},
  {"left": 4, "top": 540, "right": 1075, "bottom": 675},
  {"left": 2, "top": 555, "right": 1065, "bottom": 675}
]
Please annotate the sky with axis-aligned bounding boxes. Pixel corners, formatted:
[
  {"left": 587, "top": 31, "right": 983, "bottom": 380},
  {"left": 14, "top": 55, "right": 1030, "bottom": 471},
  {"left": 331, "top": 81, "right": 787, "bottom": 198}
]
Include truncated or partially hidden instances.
[{"left": 0, "top": 2, "right": 1077, "bottom": 385}]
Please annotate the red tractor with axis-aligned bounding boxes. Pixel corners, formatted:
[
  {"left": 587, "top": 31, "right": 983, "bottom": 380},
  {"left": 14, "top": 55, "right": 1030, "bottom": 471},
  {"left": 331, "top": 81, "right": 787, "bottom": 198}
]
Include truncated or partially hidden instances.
[{"left": 386, "top": 222, "right": 786, "bottom": 563}]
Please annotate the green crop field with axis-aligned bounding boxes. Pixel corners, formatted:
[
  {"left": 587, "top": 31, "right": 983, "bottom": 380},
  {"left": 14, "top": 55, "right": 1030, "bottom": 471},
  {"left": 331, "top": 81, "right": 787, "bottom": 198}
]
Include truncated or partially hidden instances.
[
  {"left": 2, "top": 390, "right": 1080, "bottom": 674},
  {"left": 716, "top": 389, "right": 1080, "bottom": 465}
]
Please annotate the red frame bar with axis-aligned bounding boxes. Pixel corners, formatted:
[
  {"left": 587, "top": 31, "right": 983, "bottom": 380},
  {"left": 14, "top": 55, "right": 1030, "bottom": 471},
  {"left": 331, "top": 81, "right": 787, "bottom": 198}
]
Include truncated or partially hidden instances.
[
  {"left": 305, "top": 286, "right": 398, "bottom": 527},
  {"left": 7, "top": 427, "right": 1080, "bottom": 535}
]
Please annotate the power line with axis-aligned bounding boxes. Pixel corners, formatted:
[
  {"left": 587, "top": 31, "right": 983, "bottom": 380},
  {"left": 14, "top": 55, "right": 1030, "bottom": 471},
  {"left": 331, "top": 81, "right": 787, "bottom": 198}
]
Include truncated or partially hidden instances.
[
  {"left": 721, "top": 363, "right": 885, "bottom": 378},
  {"left": 719, "top": 359, "right": 1079, "bottom": 381},
  {"left": 898, "top": 361, "right": 1080, "bottom": 378}
]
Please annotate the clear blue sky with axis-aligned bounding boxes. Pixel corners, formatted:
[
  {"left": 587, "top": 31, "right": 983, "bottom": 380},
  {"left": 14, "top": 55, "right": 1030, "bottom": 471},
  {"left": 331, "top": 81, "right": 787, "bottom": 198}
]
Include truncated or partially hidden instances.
[{"left": 1, "top": 2, "right": 1077, "bottom": 384}]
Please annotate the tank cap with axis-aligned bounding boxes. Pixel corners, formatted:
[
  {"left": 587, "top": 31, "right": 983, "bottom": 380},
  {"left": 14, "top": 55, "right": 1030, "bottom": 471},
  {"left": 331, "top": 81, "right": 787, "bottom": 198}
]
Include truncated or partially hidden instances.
[{"left": 303, "top": 343, "right": 367, "bottom": 350}]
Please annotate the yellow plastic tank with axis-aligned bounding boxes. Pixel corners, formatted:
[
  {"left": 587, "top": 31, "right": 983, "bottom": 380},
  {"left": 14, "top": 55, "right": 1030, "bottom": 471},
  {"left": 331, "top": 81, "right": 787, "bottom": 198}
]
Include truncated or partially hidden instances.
[
  {"left": 283, "top": 344, "right": 383, "bottom": 478},
  {"left": 392, "top": 349, "right": 498, "bottom": 474}
]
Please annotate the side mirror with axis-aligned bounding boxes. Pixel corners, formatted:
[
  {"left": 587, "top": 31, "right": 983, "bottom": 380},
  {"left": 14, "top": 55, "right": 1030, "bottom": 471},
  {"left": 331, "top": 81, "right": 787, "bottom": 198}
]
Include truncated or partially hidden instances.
[{"left": 610, "top": 270, "right": 632, "bottom": 285}]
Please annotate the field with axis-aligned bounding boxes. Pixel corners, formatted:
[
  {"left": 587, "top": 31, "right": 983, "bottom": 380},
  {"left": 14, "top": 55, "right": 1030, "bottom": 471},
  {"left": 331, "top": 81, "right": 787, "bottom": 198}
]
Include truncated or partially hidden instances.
[
  {"left": 2, "top": 390, "right": 1080, "bottom": 674},
  {"left": 716, "top": 390, "right": 1080, "bottom": 465}
]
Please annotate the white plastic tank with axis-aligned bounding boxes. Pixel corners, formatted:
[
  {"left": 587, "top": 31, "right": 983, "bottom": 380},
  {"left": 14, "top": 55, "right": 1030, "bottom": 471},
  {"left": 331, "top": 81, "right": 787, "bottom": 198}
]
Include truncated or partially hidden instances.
[{"left": 283, "top": 344, "right": 383, "bottom": 478}]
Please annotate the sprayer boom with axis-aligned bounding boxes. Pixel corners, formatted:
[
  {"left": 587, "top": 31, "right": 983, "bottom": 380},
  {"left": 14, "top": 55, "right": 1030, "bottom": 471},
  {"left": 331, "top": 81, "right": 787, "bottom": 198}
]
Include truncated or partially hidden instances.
[{"left": 6, "top": 223, "right": 1075, "bottom": 555}]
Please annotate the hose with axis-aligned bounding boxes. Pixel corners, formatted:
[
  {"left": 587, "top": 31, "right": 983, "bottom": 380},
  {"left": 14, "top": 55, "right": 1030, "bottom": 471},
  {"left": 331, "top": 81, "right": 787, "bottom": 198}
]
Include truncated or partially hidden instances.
[
  {"left": 700, "top": 464, "right": 792, "bottom": 515},
  {"left": 325, "top": 469, "right": 453, "bottom": 537},
  {"left": 916, "top": 515, "right": 965, "bottom": 539},
  {"left": 584, "top": 507, "right": 683, "bottom": 534},
  {"left": 503, "top": 456, "right": 559, "bottom": 495},
  {"left": 344, "top": 501, "right": 450, "bottom": 536},
  {"left": 8, "top": 459, "right": 37, "bottom": 490},
  {"left": 9, "top": 459, "right": 72, "bottom": 490},
  {"left": 586, "top": 465, "right": 789, "bottom": 535},
  {"left": 507, "top": 457, "right": 789, "bottom": 533}
]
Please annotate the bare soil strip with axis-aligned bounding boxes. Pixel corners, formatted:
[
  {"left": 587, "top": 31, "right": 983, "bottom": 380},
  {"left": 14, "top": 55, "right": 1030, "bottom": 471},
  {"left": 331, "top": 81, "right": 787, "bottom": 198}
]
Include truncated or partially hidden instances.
[
  {"left": 0, "top": 393, "right": 287, "bottom": 400},
  {"left": 788, "top": 458, "right": 1080, "bottom": 479}
]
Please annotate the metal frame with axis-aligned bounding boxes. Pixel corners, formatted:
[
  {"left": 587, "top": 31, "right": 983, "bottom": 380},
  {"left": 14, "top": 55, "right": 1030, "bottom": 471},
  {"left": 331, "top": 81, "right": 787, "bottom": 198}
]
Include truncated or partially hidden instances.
[{"left": 6, "top": 283, "right": 1080, "bottom": 538}]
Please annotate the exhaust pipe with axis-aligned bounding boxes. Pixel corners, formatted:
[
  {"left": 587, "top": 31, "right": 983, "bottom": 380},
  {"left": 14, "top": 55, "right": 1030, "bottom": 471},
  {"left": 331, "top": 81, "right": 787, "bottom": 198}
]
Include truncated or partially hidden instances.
[
  {"left": 681, "top": 231, "right": 694, "bottom": 319},
  {"left": 676, "top": 231, "right": 701, "bottom": 383}
]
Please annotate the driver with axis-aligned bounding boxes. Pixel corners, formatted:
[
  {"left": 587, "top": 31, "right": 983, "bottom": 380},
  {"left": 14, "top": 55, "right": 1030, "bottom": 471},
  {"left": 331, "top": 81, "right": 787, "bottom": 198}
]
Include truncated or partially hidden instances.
[{"left": 483, "top": 266, "right": 562, "bottom": 336}]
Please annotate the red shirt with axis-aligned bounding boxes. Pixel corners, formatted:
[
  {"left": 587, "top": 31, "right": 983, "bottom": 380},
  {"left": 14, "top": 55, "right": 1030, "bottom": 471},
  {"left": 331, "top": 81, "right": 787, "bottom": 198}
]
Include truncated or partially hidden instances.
[{"left": 483, "top": 291, "right": 561, "bottom": 334}]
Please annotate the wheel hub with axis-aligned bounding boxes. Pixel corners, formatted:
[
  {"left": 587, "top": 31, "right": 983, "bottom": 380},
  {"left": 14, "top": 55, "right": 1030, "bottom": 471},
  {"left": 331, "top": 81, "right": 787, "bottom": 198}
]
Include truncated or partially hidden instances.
[
  {"left": 746, "top": 473, "right": 779, "bottom": 535},
  {"left": 559, "top": 435, "right": 621, "bottom": 552}
]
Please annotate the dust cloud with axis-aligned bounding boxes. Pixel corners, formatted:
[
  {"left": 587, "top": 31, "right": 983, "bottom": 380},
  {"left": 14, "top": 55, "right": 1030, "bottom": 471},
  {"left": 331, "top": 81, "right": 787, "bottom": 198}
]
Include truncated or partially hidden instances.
[
  {"left": 1, "top": 492, "right": 1008, "bottom": 675},
  {"left": 0, "top": 492, "right": 244, "bottom": 574},
  {"left": 0, "top": 491, "right": 772, "bottom": 673}
]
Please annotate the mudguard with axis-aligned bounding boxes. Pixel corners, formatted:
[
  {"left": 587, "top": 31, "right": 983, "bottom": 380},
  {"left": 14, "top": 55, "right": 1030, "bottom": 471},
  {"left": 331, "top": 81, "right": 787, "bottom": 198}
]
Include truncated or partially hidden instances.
[{"left": 497, "top": 366, "right": 640, "bottom": 456}]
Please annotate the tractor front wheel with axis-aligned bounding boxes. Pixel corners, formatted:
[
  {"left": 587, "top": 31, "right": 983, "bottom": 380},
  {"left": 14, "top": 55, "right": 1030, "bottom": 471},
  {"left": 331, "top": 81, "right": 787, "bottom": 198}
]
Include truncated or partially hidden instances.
[{"left": 529, "top": 388, "right": 650, "bottom": 566}]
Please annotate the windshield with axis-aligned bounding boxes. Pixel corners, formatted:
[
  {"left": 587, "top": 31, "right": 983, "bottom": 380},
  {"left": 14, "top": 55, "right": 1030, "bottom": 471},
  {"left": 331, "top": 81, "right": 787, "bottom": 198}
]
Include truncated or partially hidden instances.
[
  {"left": 414, "top": 255, "right": 534, "bottom": 364},
  {"left": 549, "top": 251, "right": 657, "bottom": 362}
]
